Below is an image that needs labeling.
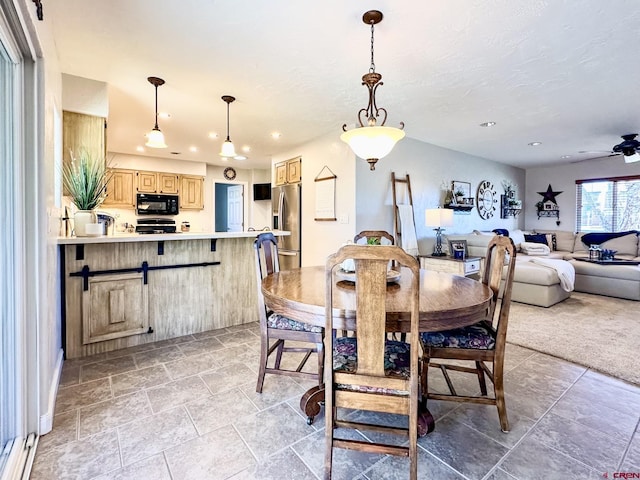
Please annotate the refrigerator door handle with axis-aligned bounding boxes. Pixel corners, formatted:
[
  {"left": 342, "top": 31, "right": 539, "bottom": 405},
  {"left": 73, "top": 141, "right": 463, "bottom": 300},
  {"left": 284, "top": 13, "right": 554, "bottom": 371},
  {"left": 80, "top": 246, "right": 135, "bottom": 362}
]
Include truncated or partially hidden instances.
[
  {"left": 278, "top": 250, "right": 297, "bottom": 256},
  {"left": 277, "top": 190, "right": 284, "bottom": 230}
]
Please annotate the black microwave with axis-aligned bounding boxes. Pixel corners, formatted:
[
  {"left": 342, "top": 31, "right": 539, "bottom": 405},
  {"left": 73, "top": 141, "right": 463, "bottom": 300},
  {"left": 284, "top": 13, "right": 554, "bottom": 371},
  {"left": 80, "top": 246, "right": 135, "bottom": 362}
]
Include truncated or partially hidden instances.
[{"left": 136, "top": 193, "right": 179, "bottom": 215}]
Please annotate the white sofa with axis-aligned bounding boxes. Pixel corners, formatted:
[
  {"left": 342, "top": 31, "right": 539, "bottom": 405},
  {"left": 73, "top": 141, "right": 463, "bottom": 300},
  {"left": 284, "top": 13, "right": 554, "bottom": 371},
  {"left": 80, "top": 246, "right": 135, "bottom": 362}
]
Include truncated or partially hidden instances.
[{"left": 443, "top": 230, "right": 640, "bottom": 306}]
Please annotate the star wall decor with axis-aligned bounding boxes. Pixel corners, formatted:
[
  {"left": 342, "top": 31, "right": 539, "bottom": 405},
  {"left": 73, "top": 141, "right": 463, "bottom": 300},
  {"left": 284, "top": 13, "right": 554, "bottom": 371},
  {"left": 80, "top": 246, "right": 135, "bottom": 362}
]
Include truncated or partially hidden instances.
[{"left": 537, "top": 184, "right": 562, "bottom": 205}]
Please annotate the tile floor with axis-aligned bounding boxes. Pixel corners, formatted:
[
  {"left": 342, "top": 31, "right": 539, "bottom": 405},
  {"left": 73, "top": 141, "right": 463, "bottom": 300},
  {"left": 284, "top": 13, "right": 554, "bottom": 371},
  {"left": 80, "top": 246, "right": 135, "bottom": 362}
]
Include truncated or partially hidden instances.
[{"left": 31, "top": 322, "right": 640, "bottom": 480}]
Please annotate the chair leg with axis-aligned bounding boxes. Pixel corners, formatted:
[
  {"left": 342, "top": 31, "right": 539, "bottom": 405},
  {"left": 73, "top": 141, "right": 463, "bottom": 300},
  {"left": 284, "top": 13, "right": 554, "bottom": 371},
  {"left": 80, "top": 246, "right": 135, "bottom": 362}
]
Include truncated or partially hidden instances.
[
  {"left": 273, "top": 339, "right": 285, "bottom": 369},
  {"left": 256, "top": 335, "right": 270, "bottom": 393},
  {"left": 493, "top": 361, "right": 509, "bottom": 432},
  {"left": 324, "top": 406, "right": 335, "bottom": 480},
  {"left": 420, "top": 355, "right": 429, "bottom": 409},
  {"left": 475, "top": 361, "right": 488, "bottom": 396},
  {"left": 316, "top": 342, "right": 324, "bottom": 386}
]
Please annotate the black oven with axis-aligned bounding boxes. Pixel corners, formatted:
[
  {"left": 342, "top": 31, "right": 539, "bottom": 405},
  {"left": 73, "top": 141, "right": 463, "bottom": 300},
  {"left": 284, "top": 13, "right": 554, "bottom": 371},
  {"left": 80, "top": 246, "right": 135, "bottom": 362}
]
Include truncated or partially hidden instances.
[{"left": 136, "top": 193, "right": 179, "bottom": 215}]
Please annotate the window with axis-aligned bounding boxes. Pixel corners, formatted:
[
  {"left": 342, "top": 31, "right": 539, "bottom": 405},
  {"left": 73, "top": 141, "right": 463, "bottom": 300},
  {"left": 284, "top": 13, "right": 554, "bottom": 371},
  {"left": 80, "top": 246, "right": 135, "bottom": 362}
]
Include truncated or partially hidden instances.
[{"left": 576, "top": 176, "right": 640, "bottom": 232}]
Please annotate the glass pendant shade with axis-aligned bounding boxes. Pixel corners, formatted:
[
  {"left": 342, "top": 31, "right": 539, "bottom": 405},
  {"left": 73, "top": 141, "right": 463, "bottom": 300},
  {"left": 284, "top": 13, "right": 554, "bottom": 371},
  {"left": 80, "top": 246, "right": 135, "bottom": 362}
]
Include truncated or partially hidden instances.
[
  {"left": 146, "top": 127, "right": 167, "bottom": 148},
  {"left": 219, "top": 139, "right": 237, "bottom": 158},
  {"left": 341, "top": 126, "right": 405, "bottom": 163}
]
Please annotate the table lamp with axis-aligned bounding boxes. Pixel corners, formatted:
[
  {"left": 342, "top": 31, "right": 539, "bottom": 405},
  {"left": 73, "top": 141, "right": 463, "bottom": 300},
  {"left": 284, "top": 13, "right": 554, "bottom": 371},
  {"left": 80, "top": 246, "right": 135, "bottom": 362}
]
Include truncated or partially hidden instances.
[{"left": 425, "top": 208, "right": 454, "bottom": 257}]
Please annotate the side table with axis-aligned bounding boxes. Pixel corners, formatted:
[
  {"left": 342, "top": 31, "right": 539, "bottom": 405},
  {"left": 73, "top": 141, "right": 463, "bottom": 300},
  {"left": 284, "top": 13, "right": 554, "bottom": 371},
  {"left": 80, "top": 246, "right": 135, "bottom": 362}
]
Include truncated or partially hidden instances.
[{"left": 419, "top": 255, "right": 482, "bottom": 278}]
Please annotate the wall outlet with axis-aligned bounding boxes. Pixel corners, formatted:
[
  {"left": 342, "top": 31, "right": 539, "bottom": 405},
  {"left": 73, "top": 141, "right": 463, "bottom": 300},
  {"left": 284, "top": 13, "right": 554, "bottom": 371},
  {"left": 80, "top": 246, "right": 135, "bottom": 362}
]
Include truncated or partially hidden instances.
[{"left": 339, "top": 214, "right": 348, "bottom": 224}]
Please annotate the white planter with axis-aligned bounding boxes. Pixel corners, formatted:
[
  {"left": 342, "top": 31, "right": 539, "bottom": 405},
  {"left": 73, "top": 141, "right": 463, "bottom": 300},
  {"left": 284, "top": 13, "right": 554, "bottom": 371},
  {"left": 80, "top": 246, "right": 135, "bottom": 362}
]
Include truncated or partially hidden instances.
[{"left": 74, "top": 210, "right": 97, "bottom": 237}]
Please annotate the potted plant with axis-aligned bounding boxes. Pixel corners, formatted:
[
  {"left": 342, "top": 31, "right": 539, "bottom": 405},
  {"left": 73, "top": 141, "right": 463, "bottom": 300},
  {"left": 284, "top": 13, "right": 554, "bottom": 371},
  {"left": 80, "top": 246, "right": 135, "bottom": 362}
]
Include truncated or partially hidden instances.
[
  {"left": 62, "top": 149, "right": 111, "bottom": 236},
  {"left": 454, "top": 188, "right": 465, "bottom": 203}
]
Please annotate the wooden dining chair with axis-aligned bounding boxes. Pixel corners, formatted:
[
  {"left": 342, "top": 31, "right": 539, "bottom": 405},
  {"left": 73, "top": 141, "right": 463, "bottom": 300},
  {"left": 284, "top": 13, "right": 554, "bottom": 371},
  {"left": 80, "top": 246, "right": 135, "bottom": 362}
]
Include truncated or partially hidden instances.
[
  {"left": 324, "top": 245, "right": 421, "bottom": 480},
  {"left": 353, "top": 230, "right": 395, "bottom": 245},
  {"left": 254, "top": 233, "right": 324, "bottom": 393},
  {"left": 420, "top": 235, "right": 516, "bottom": 432}
]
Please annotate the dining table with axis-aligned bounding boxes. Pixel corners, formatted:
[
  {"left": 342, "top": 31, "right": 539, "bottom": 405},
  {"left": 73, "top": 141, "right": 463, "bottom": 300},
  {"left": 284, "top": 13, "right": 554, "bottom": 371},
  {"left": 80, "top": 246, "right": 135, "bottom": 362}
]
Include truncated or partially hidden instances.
[{"left": 261, "top": 265, "right": 493, "bottom": 429}]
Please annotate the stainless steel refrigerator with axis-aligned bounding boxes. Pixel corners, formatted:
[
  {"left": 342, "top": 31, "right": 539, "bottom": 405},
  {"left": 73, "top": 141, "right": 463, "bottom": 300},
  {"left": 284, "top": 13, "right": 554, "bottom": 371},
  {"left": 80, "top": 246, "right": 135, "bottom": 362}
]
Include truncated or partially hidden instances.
[{"left": 272, "top": 183, "right": 301, "bottom": 270}]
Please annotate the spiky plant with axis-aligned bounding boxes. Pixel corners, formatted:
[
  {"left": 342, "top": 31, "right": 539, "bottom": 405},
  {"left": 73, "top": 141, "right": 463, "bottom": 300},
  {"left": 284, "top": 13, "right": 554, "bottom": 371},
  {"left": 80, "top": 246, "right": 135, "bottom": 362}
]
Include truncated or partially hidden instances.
[{"left": 62, "top": 149, "right": 111, "bottom": 210}]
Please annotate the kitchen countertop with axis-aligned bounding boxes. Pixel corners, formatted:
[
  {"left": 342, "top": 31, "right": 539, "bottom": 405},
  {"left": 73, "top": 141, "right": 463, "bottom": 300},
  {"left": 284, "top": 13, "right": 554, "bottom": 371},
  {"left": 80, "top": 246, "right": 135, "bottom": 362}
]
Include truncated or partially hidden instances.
[{"left": 56, "top": 230, "right": 290, "bottom": 245}]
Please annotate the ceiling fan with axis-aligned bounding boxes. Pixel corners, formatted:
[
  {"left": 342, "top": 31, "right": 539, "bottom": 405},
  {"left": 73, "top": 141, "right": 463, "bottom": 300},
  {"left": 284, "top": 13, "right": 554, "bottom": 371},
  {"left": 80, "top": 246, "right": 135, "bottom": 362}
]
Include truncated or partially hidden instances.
[{"left": 574, "top": 133, "right": 640, "bottom": 164}]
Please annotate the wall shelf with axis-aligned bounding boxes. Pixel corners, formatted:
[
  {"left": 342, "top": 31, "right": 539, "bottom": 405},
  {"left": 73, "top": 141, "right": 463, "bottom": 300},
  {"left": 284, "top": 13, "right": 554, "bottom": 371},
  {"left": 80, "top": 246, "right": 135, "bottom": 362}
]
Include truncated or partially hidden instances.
[
  {"left": 444, "top": 203, "right": 474, "bottom": 214},
  {"left": 500, "top": 194, "right": 522, "bottom": 218},
  {"left": 537, "top": 209, "right": 559, "bottom": 219}
]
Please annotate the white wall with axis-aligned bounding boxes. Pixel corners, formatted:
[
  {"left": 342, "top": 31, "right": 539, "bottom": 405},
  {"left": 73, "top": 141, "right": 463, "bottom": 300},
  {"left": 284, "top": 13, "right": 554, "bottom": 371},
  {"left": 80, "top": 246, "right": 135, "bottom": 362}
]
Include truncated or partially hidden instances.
[
  {"left": 355, "top": 137, "right": 526, "bottom": 254},
  {"left": 62, "top": 74, "right": 108, "bottom": 117},
  {"left": 249, "top": 168, "right": 271, "bottom": 230},
  {"left": 524, "top": 156, "right": 640, "bottom": 231},
  {"left": 272, "top": 133, "right": 356, "bottom": 267}
]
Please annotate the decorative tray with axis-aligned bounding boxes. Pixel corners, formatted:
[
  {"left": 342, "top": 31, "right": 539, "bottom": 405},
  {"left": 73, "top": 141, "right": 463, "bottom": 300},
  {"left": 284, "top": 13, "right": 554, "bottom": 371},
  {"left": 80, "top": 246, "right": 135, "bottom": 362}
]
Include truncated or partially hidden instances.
[{"left": 336, "top": 269, "right": 401, "bottom": 283}]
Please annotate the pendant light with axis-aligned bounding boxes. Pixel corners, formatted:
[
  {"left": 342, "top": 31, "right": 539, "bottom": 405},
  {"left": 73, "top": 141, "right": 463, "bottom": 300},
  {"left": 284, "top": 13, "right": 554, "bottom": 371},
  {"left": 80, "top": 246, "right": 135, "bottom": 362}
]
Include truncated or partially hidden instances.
[
  {"left": 219, "top": 95, "right": 238, "bottom": 158},
  {"left": 341, "top": 10, "right": 405, "bottom": 171},
  {"left": 145, "top": 76, "right": 167, "bottom": 149}
]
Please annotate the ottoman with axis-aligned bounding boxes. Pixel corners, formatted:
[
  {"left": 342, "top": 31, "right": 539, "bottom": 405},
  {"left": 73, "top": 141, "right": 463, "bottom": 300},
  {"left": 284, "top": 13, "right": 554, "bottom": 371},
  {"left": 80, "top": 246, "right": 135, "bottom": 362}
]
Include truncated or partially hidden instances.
[{"left": 509, "top": 259, "right": 572, "bottom": 308}]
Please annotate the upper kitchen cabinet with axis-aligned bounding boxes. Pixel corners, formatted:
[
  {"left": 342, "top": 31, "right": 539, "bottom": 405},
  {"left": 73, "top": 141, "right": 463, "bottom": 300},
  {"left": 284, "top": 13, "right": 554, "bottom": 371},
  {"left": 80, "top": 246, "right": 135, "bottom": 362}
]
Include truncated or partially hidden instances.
[
  {"left": 103, "top": 168, "right": 135, "bottom": 208},
  {"left": 180, "top": 175, "right": 204, "bottom": 209},
  {"left": 136, "top": 171, "right": 180, "bottom": 194},
  {"left": 274, "top": 156, "right": 302, "bottom": 186},
  {"left": 62, "top": 111, "right": 106, "bottom": 194}
]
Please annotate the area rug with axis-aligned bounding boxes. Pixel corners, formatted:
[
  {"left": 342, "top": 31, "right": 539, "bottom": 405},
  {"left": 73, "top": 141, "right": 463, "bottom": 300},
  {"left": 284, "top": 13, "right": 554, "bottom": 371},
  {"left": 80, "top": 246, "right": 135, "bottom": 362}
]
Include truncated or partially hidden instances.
[{"left": 507, "top": 292, "right": 640, "bottom": 386}]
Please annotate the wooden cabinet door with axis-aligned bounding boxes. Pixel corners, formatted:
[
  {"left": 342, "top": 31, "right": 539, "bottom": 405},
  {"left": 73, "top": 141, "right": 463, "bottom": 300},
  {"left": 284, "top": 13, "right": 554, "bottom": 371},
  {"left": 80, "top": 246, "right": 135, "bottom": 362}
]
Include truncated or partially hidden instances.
[
  {"left": 275, "top": 162, "right": 287, "bottom": 186},
  {"left": 158, "top": 173, "right": 179, "bottom": 194},
  {"left": 103, "top": 169, "right": 135, "bottom": 208},
  {"left": 287, "top": 157, "right": 301, "bottom": 183},
  {"left": 62, "top": 111, "right": 106, "bottom": 195},
  {"left": 180, "top": 175, "right": 204, "bottom": 209},
  {"left": 82, "top": 272, "right": 149, "bottom": 344},
  {"left": 137, "top": 171, "right": 157, "bottom": 193}
]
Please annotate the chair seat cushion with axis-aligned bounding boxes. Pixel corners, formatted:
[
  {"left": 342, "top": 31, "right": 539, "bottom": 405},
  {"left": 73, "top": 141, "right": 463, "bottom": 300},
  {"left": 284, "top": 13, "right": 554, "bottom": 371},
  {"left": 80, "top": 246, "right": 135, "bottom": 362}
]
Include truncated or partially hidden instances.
[
  {"left": 421, "top": 322, "right": 496, "bottom": 350},
  {"left": 333, "top": 337, "right": 411, "bottom": 395},
  {"left": 267, "top": 312, "right": 323, "bottom": 333}
]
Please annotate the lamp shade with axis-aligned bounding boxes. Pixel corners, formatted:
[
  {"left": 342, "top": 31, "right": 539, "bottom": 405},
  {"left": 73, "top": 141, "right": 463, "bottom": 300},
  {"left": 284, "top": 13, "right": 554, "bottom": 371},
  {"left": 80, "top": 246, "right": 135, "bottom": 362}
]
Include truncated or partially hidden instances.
[
  {"left": 341, "top": 126, "right": 405, "bottom": 161},
  {"left": 219, "top": 139, "right": 237, "bottom": 158},
  {"left": 425, "top": 208, "right": 454, "bottom": 228},
  {"left": 145, "top": 127, "right": 167, "bottom": 149}
]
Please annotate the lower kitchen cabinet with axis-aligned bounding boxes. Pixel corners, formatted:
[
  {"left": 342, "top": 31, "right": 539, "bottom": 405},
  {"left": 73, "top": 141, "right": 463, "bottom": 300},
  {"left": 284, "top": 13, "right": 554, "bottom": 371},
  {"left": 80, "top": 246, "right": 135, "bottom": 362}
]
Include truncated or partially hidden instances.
[{"left": 82, "top": 272, "right": 149, "bottom": 344}]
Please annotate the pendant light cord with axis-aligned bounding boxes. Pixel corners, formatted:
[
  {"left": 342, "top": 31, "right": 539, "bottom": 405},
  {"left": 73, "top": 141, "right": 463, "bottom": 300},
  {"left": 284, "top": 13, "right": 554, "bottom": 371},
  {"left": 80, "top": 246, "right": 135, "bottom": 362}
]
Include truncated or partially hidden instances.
[
  {"left": 154, "top": 85, "right": 159, "bottom": 129},
  {"left": 369, "top": 21, "right": 376, "bottom": 74},
  {"left": 226, "top": 101, "right": 231, "bottom": 141}
]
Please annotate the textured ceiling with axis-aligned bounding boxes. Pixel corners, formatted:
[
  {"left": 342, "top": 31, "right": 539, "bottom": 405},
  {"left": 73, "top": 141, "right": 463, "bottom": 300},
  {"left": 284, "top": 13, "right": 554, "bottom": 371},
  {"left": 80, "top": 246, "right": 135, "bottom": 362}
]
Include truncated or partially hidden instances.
[{"left": 47, "top": 0, "right": 640, "bottom": 170}]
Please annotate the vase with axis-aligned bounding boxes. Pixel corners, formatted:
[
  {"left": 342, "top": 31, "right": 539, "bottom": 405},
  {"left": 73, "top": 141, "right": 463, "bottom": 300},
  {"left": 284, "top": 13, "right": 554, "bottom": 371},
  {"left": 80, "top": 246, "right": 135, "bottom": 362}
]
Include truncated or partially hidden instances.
[{"left": 74, "top": 210, "right": 97, "bottom": 237}]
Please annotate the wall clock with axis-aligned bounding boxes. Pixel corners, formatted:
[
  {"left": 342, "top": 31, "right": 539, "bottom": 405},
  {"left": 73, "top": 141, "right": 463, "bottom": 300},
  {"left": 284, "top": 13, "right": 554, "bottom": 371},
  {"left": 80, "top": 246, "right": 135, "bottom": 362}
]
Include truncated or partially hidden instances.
[
  {"left": 476, "top": 180, "right": 497, "bottom": 219},
  {"left": 223, "top": 167, "right": 237, "bottom": 181}
]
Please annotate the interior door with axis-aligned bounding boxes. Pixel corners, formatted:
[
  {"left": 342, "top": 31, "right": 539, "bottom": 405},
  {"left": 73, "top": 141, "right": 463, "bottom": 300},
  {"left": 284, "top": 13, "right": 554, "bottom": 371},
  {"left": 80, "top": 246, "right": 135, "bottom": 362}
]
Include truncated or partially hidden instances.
[{"left": 227, "top": 184, "right": 244, "bottom": 232}]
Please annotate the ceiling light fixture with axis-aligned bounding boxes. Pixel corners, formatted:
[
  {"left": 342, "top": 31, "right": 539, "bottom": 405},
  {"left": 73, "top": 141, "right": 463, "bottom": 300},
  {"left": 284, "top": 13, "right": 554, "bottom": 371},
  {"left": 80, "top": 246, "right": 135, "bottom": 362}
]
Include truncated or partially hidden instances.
[
  {"left": 219, "top": 95, "right": 239, "bottom": 159},
  {"left": 479, "top": 121, "right": 496, "bottom": 127},
  {"left": 145, "top": 77, "right": 167, "bottom": 148},
  {"left": 528, "top": 141, "right": 542, "bottom": 146},
  {"left": 341, "top": 10, "right": 405, "bottom": 171}
]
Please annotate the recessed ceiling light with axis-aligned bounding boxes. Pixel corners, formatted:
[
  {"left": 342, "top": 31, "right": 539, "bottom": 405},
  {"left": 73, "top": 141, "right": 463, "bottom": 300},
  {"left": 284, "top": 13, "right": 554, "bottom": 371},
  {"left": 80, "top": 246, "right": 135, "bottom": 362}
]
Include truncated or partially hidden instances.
[
  {"left": 234, "top": 155, "right": 247, "bottom": 161},
  {"left": 561, "top": 155, "right": 572, "bottom": 159},
  {"left": 479, "top": 121, "right": 496, "bottom": 127},
  {"left": 242, "top": 145, "right": 251, "bottom": 153},
  {"left": 528, "top": 141, "right": 542, "bottom": 146},
  {"left": 208, "top": 132, "right": 219, "bottom": 139},
  {"left": 158, "top": 112, "right": 171, "bottom": 119},
  {"left": 189, "top": 146, "right": 198, "bottom": 152},
  {"left": 136, "top": 146, "right": 145, "bottom": 152},
  {"left": 271, "top": 132, "right": 281, "bottom": 139}
]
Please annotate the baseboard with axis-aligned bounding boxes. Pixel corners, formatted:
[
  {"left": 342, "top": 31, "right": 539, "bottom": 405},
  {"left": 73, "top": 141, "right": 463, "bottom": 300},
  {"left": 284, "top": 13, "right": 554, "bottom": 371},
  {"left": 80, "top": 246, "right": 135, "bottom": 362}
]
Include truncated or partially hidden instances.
[{"left": 39, "top": 348, "right": 64, "bottom": 434}]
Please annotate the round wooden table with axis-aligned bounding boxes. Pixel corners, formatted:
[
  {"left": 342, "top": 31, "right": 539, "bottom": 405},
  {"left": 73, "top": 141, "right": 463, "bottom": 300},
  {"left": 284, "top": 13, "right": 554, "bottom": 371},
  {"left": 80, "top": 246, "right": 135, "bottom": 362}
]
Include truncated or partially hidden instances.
[{"left": 261, "top": 266, "right": 493, "bottom": 427}]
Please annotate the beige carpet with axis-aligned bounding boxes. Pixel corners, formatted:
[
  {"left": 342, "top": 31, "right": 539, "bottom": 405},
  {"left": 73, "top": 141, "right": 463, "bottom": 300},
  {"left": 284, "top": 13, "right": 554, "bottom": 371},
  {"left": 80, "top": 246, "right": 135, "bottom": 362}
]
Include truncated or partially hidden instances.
[{"left": 507, "top": 292, "right": 640, "bottom": 386}]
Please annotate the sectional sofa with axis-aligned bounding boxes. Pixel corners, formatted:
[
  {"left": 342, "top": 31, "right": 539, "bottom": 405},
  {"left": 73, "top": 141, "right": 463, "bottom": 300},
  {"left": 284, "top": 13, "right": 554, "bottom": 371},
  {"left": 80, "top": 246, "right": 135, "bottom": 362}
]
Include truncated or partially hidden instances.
[{"left": 443, "top": 229, "right": 640, "bottom": 306}]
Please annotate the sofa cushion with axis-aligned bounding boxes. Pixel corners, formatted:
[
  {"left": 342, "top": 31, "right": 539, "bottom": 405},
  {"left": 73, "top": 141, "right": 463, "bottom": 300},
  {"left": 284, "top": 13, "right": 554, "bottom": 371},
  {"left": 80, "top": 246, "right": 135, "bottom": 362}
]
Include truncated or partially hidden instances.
[
  {"left": 536, "top": 230, "right": 576, "bottom": 252},
  {"left": 512, "top": 260, "right": 561, "bottom": 286},
  {"left": 571, "top": 260, "right": 640, "bottom": 281},
  {"left": 600, "top": 233, "right": 639, "bottom": 256}
]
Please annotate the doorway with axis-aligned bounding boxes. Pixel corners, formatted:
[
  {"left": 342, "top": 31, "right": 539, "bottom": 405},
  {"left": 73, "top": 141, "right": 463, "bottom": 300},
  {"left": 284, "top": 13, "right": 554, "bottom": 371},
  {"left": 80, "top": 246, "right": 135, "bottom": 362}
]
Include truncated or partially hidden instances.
[{"left": 214, "top": 182, "right": 246, "bottom": 232}]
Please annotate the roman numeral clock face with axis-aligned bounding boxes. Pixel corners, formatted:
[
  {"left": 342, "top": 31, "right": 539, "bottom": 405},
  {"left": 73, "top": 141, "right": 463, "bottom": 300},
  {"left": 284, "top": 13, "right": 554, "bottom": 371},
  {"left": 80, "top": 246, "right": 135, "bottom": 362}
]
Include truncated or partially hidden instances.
[{"left": 477, "top": 180, "right": 497, "bottom": 219}]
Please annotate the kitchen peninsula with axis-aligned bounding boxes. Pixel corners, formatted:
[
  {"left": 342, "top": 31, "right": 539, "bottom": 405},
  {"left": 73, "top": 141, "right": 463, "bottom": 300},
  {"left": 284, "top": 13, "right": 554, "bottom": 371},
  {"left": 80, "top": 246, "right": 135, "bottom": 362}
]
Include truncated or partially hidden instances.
[{"left": 58, "top": 231, "right": 288, "bottom": 359}]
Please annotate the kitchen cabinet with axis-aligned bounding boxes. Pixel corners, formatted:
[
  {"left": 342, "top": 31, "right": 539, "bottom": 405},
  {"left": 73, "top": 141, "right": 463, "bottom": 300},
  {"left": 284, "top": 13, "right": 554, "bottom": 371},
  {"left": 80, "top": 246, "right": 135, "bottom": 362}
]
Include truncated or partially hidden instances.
[
  {"left": 136, "top": 171, "right": 157, "bottom": 193},
  {"left": 136, "top": 171, "right": 180, "bottom": 194},
  {"left": 180, "top": 175, "right": 204, "bottom": 209},
  {"left": 274, "top": 156, "right": 301, "bottom": 185},
  {"left": 103, "top": 168, "right": 135, "bottom": 208},
  {"left": 62, "top": 111, "right": 106, "bottom": 195},
  {"left": 158, "top": 173, "right": 179, "bottom": 194},
  {"left": 82, "top": 272, "right": 149, "bottom": 344}
]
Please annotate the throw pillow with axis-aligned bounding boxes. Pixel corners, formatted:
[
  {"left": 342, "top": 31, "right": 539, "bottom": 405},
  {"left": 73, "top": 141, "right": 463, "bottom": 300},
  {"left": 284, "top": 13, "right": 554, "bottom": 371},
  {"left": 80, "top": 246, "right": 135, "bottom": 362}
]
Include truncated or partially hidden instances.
[
  {"left": 546, "top": 233, "right": 557, "bottom": 251},
  {"left": 510, "top": 229, "right": 526, "bottom": 249},
  {"left": 524, "top": 233, "right": 548, "bottom": 245}
]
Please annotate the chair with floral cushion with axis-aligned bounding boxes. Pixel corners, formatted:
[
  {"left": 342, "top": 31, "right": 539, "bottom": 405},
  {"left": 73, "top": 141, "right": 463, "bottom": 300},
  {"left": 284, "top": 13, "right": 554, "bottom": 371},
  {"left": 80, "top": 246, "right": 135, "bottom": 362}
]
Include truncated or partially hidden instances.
[
  {"left": 324, "top": 244, "right": 421, "bottom": 480},
  {"left": 254, "top": 233, "right": 324, "bottom": 393},
  {"left": 420, "top": 235, "right": 516, "bottom": 432}
]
